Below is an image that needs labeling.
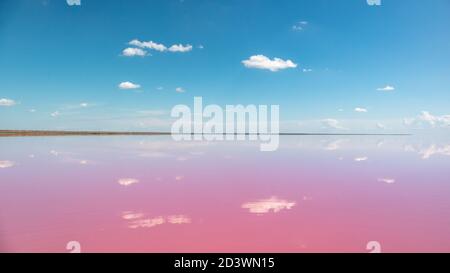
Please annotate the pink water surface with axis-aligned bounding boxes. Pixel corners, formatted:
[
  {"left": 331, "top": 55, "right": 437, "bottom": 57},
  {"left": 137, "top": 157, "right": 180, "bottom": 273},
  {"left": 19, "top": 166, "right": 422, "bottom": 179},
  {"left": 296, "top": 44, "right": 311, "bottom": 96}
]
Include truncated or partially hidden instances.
[{"left": 1, "top": 135, "right": 450, "bottom": 252}]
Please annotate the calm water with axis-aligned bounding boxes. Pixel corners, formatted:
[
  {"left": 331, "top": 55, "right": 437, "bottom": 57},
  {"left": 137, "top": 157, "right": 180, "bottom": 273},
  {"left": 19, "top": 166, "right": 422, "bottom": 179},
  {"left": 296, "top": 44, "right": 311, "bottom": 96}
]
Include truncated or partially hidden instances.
[{"left": 1, "top": 135, "right": 450, "bottom": 253}]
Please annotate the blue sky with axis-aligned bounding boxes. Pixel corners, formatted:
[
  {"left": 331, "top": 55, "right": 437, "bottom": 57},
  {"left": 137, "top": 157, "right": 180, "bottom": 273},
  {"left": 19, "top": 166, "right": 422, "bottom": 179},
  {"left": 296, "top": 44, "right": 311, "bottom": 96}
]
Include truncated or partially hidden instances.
[{"left": 1, "top": 0, "right": 450, "bottom": 132}]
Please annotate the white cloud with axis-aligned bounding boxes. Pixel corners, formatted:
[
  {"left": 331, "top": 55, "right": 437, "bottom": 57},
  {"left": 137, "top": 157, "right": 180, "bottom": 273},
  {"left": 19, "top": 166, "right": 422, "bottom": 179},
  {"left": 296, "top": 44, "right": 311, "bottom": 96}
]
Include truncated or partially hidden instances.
[
  {"left": 354, "top": 156, "right": 368, "bottom": 162},
  {"left": 129, "top": 39, "right": 194, "bottom": 53},
  {"left": 119, "top": 81, "right": 141, "bottom": 90},
  {"left": 0, "top": 98, "right": 16, "bottom": 106},
  {"left": 129, "top": 39, "right": 167, "bottom": 52},
  {"left": 242, "top": 55, "right": 297, "bottom": 72},
  {"left": 122, "top": 47, "right": 148, "bottom": 57},
  {"left": 80, "top": 102, "right": 88, "bottom": 108},
  {"left": 322, "top": 119, "right": 345, "bottom": 130},
  {"left": 50, "top": 111, "right": 60, "bottom": 117},
  {"left": 378, "top": 178, "right": 395, "bottom": 184},
  {"left": 117, "top": 178, "right": 139, "bottom": 186},
  {"left": 175, "top": 87, "right": 185, "bottom": 93},
  {"left": 0, "top": 160, "right": 15, "bottom": 168},
  {"left": 66, "top": 0, "right": 81, "bottom": 6},
  {"left": 168, "top": 44, "right": 193, "bottom": 52},
  {"left": 292, "top": 21, "right": 308, "bottom": 31},
  {"left": 406, "top": 111, "right": 450, "bottom": 128},
  {"left": 242, "top": 197, "right": 296, "bottom": 214},
  {"left": 377, "top": 85, "right": 395, "bottom": 91},
  {"left": 355, "top": 107, "right": 368, "bottom": 113},
  {"left": 302, "top": 68, "right": 312, "bottom": 72}
]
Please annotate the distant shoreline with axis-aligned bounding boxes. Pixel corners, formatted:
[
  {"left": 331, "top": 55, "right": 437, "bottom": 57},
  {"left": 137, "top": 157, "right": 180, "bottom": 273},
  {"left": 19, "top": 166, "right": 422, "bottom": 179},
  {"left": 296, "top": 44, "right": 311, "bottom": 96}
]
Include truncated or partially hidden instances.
[{"left": 0, "top": 130, "right": 411, "bottom": 137}]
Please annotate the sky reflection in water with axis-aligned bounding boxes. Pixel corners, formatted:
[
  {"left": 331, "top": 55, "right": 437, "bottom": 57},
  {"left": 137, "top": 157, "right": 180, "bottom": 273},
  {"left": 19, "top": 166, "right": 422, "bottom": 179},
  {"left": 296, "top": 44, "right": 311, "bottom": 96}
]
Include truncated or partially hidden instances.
[{"left": 1, "top": 135, "right": 450, "bottom": 252}]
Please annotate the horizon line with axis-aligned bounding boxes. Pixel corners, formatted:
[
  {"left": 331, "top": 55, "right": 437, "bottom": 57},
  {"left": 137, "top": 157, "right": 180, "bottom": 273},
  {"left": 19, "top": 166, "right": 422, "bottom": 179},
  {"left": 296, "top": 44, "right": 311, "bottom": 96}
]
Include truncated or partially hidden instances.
[{"left": 0, "top": 130, "right": 412, "bottom": 137}]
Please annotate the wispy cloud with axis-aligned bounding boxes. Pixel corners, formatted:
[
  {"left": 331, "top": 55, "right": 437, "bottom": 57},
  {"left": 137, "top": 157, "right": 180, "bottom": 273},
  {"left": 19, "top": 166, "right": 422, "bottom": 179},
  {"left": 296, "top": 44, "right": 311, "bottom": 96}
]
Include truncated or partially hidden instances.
[
  {"left": 175, "top": 87, "right": 185, "bottom": 93},
  {"left": 354, "top": 107, "right": 368, "bottom": 113},
  {"left": 0, "top": 98, "right": 16, "bottom": 107},
  {"left": 119, "top": 81, "right": 141, "bottom": 90},
  {"left": 377, "top": 85, "right": 395, "bottom": 91},
  {"left": 292, "top": 21, "right": 308, "bottom": 31},
  {"left": 242, "top": 55, "right": 297, "bottom": 72}
]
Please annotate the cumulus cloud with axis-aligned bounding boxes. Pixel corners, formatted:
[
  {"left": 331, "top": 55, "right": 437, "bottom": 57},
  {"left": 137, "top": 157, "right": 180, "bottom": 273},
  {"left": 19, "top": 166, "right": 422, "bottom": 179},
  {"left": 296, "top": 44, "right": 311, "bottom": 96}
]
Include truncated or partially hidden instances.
[
  {"left": 0, "top": 160, "right": 15, "bottom": 168},
  {"left": 405, "top": 111, "right": 450, "bottom": 128},
  {"left": 119, "top": 81, "right": 141, "bottom": 90},
  {"left": 354, "top": 156, "right": 368, "bottom": 162},
  {"left": 322, "top": 119, "right": 345, "bottom": 130},
  {"left": 66, "top": 0, "right": 81, "bottom": 6},
  {"left": 129, "top": 39, "right": 167, "bottom": 52},
  {"left": 168, "top": 44, "right": 193, "bottom": 52},
  {"left": 377, "top": 85, "right": 395, "bottom": 91},
  {"left": 242, "top": 197, "right": 296, "bottom": 214},
  {"left": 242, "top": 55, "right": 297, "bottom": 72},
  {"left": 50, "top": 111, "right": 60, "bottom": 117},
  {"left": 355, "top": 107, "right": 368, "bottom": 113},
  {"left": 127, "top": 40, "right": 193, "bottom": 53},
  {"left": 122, "top": 47, "right": 148, "bottom": 57},
  {"left": 117, "top": 178, "right": 139, "bottom": 186},
  {"left": 0, "top": 98, "right": 16, "bottom": 106}
]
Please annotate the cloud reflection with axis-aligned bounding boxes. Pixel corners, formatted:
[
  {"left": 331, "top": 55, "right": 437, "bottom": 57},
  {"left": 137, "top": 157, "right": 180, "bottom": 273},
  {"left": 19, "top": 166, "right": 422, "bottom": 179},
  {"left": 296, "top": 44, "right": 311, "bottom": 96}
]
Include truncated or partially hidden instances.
[
  {"left": 0, "top": 160, "right": 15, "bottom": 168},
  {"left": 242, "top": 197, "right": 296, "bottom": 214},
  {"left": 117, "top": 178, "right": 139, "bottom": 186}
]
